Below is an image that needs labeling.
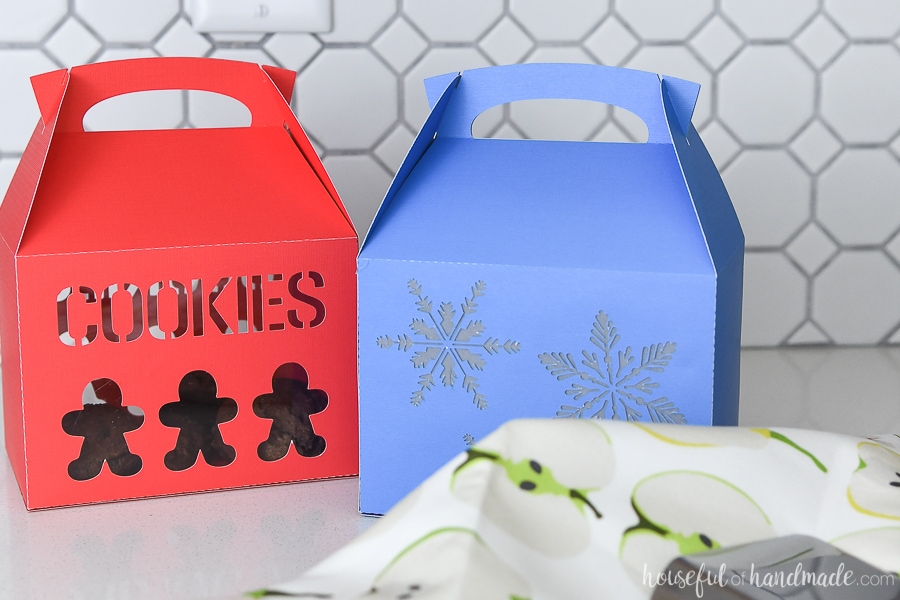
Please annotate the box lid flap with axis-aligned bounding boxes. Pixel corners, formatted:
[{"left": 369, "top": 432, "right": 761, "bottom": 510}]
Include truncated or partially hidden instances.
[
  {"left": 361, "top": 136, "right": 714, "bottom": 274},
  {"left": 0, "top": 69, "right": 69, "bottom": 255},
  {"left": 19, "top": 126, "right": 354, "bottom": 255},
  {"left": 361, "top": 72, "right": 460, "bottom": 247}
]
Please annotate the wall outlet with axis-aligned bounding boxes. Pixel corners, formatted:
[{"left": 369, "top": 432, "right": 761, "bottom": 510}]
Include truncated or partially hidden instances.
[{"left": 191, "top": 0, "right": 332, "bottom": 33}]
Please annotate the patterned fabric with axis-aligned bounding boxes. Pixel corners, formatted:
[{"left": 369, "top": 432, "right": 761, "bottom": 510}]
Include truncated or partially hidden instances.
[{"left": 251, "top": 420, "right": 900, "bottom": 600}]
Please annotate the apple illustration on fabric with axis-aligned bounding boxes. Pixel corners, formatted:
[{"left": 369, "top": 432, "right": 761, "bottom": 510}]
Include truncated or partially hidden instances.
[
  {"left": 246, "top": 528, "right": 531, "bottom": 600},
  {"left": 847, "top": 441, "right": 900, "bottom": 520},
  {"left": 366, "top": 528, "right": 531, "bottom": 600},
  {"left": 865, "top": 434, "right": 900, "bottom": 452},
  {"left": 620, "top": 471, "right": 775, "bottom": 580},
  {"left": 635, "top": 423, "right": 828, "bottom": 472},
  {"left": 831, "top": 527, "right": 900, "bottom": 575},
  {"left": 451, "top": 420, "right": 613, "bottom": 557}
]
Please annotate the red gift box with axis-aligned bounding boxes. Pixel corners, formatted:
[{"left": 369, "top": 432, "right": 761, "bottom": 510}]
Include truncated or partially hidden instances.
[{"left": 0, "top": 57, "right": 358, "bottom": 509}]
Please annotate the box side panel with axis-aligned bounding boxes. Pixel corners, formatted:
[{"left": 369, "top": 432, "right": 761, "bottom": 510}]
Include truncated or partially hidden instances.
[
  {"left": 673, "top": 127, "right": 744, "bottom": 274},
  {"left": 18, "top": 239, "right": 358, "bottom": 508},
  {"left": 712, "top": 249, "right": 743, "bottom": 426},
  {"left": 669, "top": 120, "right": 745, "bottom": 425},
  {"left": 358, "top": 258, "right": 716, "bottom": 515},
  {"left": 0, "top": 250, "right": 27, "bottom": 504}
]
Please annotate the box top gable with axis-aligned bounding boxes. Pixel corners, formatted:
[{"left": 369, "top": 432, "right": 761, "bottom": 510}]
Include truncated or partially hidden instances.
[
  {"left": 1, "top": 58, "right": 355, "bottom": 256},
  {"left": 361, "top": 64, "right": 725, "bottom": 276}
]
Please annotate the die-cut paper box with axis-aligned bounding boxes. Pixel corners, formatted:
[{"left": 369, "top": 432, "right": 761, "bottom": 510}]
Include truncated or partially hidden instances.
[
  {"left": 357, "top": 63, "right": 744, "bottom": 515},
  {"left": 0, "top": 57, "right": 358, "bottom": 509}
]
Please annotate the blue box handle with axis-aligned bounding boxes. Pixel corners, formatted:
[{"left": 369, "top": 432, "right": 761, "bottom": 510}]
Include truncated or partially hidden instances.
[{"left": 426, "top": 63, "right": 698, "bottom": 144}]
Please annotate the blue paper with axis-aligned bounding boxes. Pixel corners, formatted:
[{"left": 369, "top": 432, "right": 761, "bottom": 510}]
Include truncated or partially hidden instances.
[{"left": 358, "top": 63, "right": 744, "bottom": 515}]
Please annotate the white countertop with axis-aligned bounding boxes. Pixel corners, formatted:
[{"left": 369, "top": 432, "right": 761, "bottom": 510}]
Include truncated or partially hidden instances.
[{"left": 1, "top": 347, "right": 898, "bottom": 599}]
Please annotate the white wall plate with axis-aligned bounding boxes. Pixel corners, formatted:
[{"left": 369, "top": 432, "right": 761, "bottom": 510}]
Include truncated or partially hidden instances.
[{"left": 191, "top": 0, "right": 332, "bottom": 33}]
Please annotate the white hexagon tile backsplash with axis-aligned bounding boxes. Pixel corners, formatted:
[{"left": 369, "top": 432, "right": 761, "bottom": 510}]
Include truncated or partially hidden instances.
[{"left": 3, "top": 0, "right": 900, "bottom": 347}]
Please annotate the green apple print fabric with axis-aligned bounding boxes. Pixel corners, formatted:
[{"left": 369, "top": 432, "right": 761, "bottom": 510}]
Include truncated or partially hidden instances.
[{"left": 250, "top": 422, "right": 900, "bottom": 600}]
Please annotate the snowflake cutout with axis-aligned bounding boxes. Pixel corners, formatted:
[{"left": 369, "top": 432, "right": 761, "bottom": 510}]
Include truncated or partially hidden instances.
[
  {"left": 538, "top": 310, "right": 685, "bottom": 423},
  {"left": 377, "top": 279, "right": 520, "bottom": 410}
]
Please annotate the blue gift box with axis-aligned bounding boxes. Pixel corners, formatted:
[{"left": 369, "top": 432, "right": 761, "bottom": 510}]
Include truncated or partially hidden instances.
[{"left": 357, "top": 63, "right": 744, "bottom": 515}]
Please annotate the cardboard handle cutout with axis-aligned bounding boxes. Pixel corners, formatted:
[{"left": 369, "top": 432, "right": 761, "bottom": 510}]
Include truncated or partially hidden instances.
[
  {"left": 34, "top": 57, "right": 296, "bottom": 133},
  {"left": 428, "top": 63, "right": 699, "bottom": 143}
]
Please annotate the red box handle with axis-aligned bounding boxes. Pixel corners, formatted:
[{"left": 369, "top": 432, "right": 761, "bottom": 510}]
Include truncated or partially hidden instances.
[{"left": 43, "top": 57, "right": 294, "bottom": 133}]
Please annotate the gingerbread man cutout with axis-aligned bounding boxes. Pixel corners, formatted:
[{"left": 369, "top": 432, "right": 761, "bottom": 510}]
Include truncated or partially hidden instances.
[
  {"left": 159, "top": 370, "right": 237, "bottom": 471},
  {"left": 61, "top": 378, "right": 144, "bottom": 481},
  {"left": 253, "top": 362, "right": 328, "bottom": 461}
]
